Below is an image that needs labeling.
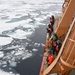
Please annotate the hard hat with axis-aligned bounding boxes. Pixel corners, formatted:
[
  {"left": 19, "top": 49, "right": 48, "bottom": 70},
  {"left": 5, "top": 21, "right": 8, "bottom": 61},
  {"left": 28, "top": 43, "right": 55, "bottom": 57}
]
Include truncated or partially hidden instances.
[{"left": 57, "top": 40, "right": 61, "bottom": 44}]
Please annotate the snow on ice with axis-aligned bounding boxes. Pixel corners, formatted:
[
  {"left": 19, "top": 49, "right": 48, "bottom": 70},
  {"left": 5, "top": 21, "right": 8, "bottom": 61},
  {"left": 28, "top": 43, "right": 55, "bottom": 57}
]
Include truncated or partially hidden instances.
[{"left": 0, "top": 37, "right": 13, "bottom": 46}]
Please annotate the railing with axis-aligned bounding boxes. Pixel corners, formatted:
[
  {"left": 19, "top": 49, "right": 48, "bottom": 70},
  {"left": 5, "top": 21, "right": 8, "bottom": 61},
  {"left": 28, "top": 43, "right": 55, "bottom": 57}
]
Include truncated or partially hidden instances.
[
  {"left": 62, "top": 0, "right": 70, "bottom": 13},
  {"left": 43, "top": 17, "right": 75, "bottom": 75},
  {"left": 60, "top": 17, "right": 75, "bottom": 69}
]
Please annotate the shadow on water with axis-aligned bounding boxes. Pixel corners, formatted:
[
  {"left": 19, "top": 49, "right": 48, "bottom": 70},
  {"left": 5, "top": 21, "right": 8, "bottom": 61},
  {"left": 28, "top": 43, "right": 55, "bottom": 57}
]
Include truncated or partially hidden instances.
[
  {"left": 15, "top": 25, "right": 47, "bottom": 75},
  {"left": 15, "top": 51, "right": 43, "bottom": 75}
]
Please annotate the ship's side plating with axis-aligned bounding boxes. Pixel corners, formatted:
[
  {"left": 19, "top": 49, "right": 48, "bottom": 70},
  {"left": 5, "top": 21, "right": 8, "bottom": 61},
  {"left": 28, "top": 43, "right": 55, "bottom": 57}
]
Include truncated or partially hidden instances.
[{"left": 40, "top": 0, "right": 75, "bottom": 75}]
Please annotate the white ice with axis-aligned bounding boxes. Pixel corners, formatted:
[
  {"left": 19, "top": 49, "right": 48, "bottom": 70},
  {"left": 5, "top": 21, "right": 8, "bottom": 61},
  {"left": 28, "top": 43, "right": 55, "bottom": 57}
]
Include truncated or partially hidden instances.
[
  {"left": 32, "top": 48, "right": 38, "bottom": 51},
  {"left": 0, "top": 69, "right": 15, "bottom": 75},
  {"left": 0, "top": 51, "right": 4, "bottom": 58},
  {"left": 15, "top": 50, "right": 24, "bottom": 56},
  {"left": 34, "top": 43, "right": 40, "bottom": 47},
  {"left": 9, "top": 61, "right": 17, "bottom": 67},
  {"left": 22, "top": 53, "right": 32, "bottom": 60},
  {"left": 41, "top": 43, "right": 45, "bottom": 47},
  {"left": 0, "top": 37, "right": 13, "bottom": 46},
  {"left": 5, "top": 45, "right": 20, "bottom": 50},
  {"left": 7, "top": 29, "right": 33, "bottom": 39},
  {"left": 0, "top": 20, "right": 20, "bottom": 34}
]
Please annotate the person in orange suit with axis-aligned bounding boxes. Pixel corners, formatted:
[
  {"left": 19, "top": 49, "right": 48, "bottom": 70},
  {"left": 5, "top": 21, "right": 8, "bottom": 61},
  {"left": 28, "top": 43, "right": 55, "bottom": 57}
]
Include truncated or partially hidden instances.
[{"left": 47, "top": 51, "right": 54, "bottom": 66}]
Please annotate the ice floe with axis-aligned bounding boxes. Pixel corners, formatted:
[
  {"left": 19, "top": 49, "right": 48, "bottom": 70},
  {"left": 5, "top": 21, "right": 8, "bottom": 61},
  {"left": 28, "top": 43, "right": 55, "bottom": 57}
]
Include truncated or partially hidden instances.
[
  {"left": 30, "top": 12, "right": 39, "bottom": 17},
  {"left": 32, "top": 48, "right": 38, "bottom": 51},
  {"left": 9, "top": 61, "right": 17, "bottom": 67},
  {"left": 0, "top": 37, "right": 13, "bottom": 46},
  {"left": 41, "top": 43, "right": 45, "bottom": 47},
  {"left": 5, "top": 45, "right": 20, "bottom": 50},
  {"left": 2, "top": 65, "right": 7, "bottom": 68},
  {"left": 22, "top": 53, "right": 32, "bottom": 60},
  {"left": 34, "top": 43, "right": 45, "bottom": 47},
  {"left": 34, "top": 17, "right": 44, "bottom": 22},
  {"left": 7, "top": 29, "right": 33, "bottom": 39},
  {"left": 34, "top": 43, "right": 40, "bottom": 47},
  {"left": 0, "top": 51, "right": 4, "bottom": 58},
  {"left": 0, "top": 69, "right": 15, "bottom": 75},
  {"left": 0, "top": 21, "right": 20, "bottom": 33},
  {"left": 15, "top": 50, "right": 24, "bottom": 56}
]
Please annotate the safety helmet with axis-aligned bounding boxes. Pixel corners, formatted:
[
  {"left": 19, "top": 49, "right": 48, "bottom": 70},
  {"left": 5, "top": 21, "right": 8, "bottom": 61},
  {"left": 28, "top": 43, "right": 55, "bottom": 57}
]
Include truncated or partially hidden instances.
[{"left": 57, "top": 40, "right": 61, "bottom": 44}]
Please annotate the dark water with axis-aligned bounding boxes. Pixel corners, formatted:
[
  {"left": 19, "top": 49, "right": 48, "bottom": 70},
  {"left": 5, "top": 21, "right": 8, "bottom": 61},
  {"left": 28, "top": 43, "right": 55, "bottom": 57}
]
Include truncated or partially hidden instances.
[{"left": 15, "top": 25, "right": 47, "bottom": 75}]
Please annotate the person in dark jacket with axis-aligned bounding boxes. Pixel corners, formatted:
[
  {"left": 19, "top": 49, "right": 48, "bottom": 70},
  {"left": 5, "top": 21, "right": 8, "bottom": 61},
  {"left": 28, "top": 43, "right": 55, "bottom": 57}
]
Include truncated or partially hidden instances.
[
  {"left": 50, "top": 15, "right": 55, "bottom": 26},
  {"left": 51, "top": 37, "right": 57, "bottom": 54},
  {"left": 47, "top": 24, "right": 53, "bottom": 34},
  {"left": 55, "top": 40, "right": 62, "bottom": 55},
  {"left": 46, "top": 24, "right": 53, "bottom": 40}
]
